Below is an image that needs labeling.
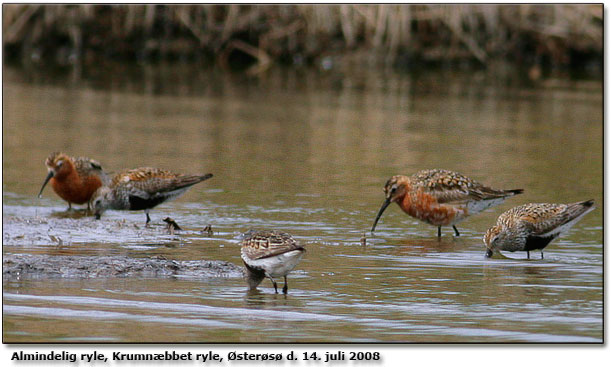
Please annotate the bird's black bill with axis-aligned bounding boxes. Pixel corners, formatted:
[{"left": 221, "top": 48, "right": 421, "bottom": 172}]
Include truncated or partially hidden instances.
[
  {"left": 371, "top": 198, "right": 391, "bottom": 232},
  {"left": 485, "top": 249, "right": 494, "bottom": 258},
  {"left": 38, "top": 171, "right": 54, "bottom": 198}
]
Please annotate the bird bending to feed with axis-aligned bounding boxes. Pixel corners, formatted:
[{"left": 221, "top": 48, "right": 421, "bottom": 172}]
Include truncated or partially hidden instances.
[
  {"left": 240, "top": 229, "right": 306, "bottom": 294},
  {"left": 90, "top": 167, "right": 213, "bottom": 224},
  {"left": 38, "top": 152, "right": 108, "bottom": 210},
  {"left": 371, "top": 169, "right": 523, "bottom": 237},
  {"left": 484, "top": 200, "right": 595, "bottom": 259}
]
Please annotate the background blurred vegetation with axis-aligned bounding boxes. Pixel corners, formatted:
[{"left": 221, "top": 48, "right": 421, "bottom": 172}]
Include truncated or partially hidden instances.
[{"left": 2, "top": 4, "right": 603, "bottom": 75}]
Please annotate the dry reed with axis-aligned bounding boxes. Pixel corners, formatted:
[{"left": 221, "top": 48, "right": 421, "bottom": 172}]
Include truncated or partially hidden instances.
[{"left": 2, "top": 4, "right": 602, "bottom": 73}]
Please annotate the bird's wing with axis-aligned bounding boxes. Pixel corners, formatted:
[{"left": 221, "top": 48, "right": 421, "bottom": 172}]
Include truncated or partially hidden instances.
[
  {"left": 517, "top": 203, "right": 571, "bottom": 236},
  {"left": 73, "top": 156, "right": 105, "bottom": 177},
  {"left": 242, "top": 230, "right": 305, "bottom": 260}
]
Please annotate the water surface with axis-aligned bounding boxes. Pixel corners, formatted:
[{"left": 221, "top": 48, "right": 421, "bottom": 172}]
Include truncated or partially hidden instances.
[{"left": 2, "top": 65, "right": 603, "bottom": 342}]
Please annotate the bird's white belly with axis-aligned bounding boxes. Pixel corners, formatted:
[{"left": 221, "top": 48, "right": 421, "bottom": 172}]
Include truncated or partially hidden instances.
[
  {"left": 467, "top": 197, "right": 505, "bottom": 214},
  {"left": 242, "top": 250, "right": 304, "bottom": 278}
]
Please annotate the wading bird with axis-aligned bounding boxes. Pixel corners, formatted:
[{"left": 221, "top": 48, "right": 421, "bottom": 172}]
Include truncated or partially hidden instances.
[
  {"left": 371, "top": 169, "right": 523, "bottom": 237},
  {"left": 90, "top": 167, "right": 212, "bottom": 224},
  {"left": 38, "top": 152, "right": 108, "bottom": 210},
  {"left": 484, "top": 200, "right": 595, "bottom": 259},
  {"left": 240, "top": 229, "right": 306, "bottom": 294}
]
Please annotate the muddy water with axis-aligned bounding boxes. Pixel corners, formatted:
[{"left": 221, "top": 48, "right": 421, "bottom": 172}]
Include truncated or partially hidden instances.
[{"left": 2, "top": 65, "right": 602, "bottom": 342}]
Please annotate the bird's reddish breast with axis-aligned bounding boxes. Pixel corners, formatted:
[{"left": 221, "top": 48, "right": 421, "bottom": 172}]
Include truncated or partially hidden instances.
[
  {"left": 399, "top": 189, "right": 459, "bottom": 226},
  {"left": 51, "top": 170, "right": 103, "bottom": 204}
]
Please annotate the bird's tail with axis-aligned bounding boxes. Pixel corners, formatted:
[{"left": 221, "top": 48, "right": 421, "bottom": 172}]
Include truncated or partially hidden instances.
[{"left": 504, "top": 188, "right": 524, "bottom": 196}]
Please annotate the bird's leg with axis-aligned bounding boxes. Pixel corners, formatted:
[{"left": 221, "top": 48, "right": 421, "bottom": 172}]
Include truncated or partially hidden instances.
[
  {"left": 437, "top": 226, "right": 441, "bottom": 238},
  {"left": 527, "top": 251, "right": 530, "bottom": 260},
  {"left": 145, "top": 211, "right": 151, "bottom": 226},
  {"left": 282, "top": 276, "right": 288, "bottom": 294},
  {"left": 541, "top": 251, "right": 544, "bottom": 260},
  {"left": 270, "top": 278, "right": 278, "bottom": 293},
  {"left": 66, "top": 202, "right": 73, "bottom": 211},
  {"left": 453, "top": 225, "right": 460, "bottom": 237}
]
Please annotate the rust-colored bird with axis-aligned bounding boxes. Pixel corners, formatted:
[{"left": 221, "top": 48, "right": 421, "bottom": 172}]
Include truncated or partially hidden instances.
[
  {"left": 38, "top": 152, "right": 108, "bottom": 210},
  {"left": 371, "top": 169, "right": 523, "bottom": 237},
  {"left": 90, "top": 167, "right": 212, "bottom": 224},
  {"left": 240, "top": 229, "right": 306, "bottom": 294},
  {"left": 484, "top": 200, "right": 595, "bottom": 259}
]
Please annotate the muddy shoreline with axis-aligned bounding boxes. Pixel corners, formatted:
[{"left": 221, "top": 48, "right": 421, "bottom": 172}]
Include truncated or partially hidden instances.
[
  {"left": 2, "top": 213, "right": 244, "bottom": 280},
  {"left": 3, "top": 253, "right": 244, "bottom": 279},
  {"left": 2, "top": 212, "right": 196, "bottom": 247}
]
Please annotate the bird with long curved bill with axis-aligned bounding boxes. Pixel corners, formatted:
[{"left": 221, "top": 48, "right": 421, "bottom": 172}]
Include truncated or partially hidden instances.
[
  {"left": 38, "top": 152, "right": 108, "bottom": 211},
  {"left": 371, "top": 169, "right": 523, "bottom": 238}
]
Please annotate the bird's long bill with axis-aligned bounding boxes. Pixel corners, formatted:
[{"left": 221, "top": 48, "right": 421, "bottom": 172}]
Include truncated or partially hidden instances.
[
  {"left": 38, "top": 171, "right": 54, "bottom": 198},
  {"left": 371, "top": 198, "right": 391, "bottom": 232},
  {"left": 485, "top": 248, "right": 494, "bottom": 258}
]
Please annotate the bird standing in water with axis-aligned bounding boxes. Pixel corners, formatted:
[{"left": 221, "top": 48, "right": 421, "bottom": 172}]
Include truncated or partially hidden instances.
[
  {"left": 484, "top": 200, "right": 595, "bottom": 259},
  {"left": 90, "top": 167, "right": 212, "bottom": 224},
  {"left": 240, "top": 229, "right": 306, "bottom": 294},
  {"left": 371, "top": 169, "right": 523, "bottom": 237},
  {"left": 38, "top": 152, "right": 108, "bottom": 211}
]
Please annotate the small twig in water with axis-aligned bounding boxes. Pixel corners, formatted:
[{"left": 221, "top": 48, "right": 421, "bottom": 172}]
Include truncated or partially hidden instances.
[{"left": 201, "top": 225, "right": 214, "bottom": 237}]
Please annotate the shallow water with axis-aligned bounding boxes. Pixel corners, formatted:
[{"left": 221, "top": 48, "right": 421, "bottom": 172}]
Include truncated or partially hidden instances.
[{"left": 2, "top": 65, "right": 603, "bottom": 342}]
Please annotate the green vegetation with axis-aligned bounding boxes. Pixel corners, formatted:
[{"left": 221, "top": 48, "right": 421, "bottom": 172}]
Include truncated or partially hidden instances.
[{"left": 3, "top": 4, "right": 602, "bottom": 74}]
